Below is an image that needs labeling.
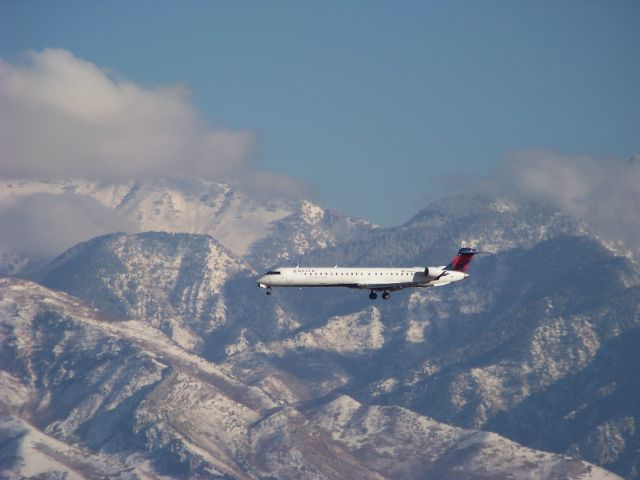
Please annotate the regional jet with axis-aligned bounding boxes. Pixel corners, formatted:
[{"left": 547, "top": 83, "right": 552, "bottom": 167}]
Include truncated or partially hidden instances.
[{"left": 257, "top": 248, "right": 478, "bottom": 299}]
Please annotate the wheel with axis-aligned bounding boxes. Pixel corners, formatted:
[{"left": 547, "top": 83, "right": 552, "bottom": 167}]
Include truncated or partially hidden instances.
[
  {"left": 369, "top": 292, "right": 377, "bottom": 300},
  {"left": 266, "top": 289, "right": 272, "bottom": 296},
  {"left": 382, "top": 291, "right": 390, "bottom": 300}
]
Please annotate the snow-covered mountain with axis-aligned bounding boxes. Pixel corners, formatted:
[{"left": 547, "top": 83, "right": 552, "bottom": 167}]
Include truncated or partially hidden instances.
[
  {"left": 32, "top": 231, "right": 252, "bottom": 352},
  {"left": 1, "top": 277, "right": 618, "bottom": 479},
  {"left": 0, "top": 177, "right": 375, "bottom": 265},
  {"left": 4, "top": 178, "right": 639, "bottom": 478}
]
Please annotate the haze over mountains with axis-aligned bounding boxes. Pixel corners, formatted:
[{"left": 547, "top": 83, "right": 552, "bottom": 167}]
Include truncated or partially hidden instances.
[{"left": 1, "top": 177, "right": 639, "bottom": 479}]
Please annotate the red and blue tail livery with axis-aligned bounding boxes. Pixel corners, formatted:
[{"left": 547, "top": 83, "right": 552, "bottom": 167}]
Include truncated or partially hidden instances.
[{"left": 445, "top": 248, "right": 478, "bottom": 272}]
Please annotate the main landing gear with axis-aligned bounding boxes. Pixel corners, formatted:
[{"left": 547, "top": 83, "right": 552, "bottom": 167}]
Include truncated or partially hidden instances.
[
  {"left": 369, "top": 290, "right": 391, "bottom": 300},
  {"left": 265, "top": 287, "right": 272, "bottom": 295}
]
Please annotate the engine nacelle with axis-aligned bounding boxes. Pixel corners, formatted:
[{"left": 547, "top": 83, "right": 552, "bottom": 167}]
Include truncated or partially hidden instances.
[{"left": 425, "top": 267, "right": 446, "bottom": 281}]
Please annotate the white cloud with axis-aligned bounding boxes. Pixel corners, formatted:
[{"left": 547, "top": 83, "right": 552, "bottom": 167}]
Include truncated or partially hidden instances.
[
  {"left": 485, "top": 150, "right": 640, "bottom": 255},
  {"left": 0, "top": 48, "right": 298, "bottom": 185}
]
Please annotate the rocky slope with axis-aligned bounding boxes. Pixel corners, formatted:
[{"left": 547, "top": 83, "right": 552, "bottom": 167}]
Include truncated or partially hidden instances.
[
  {"left": 355, "top": 236, "right": 640, "bottom": 478},
  {"left": 1, "top": 277, "right": 618, "bottom": 479}
]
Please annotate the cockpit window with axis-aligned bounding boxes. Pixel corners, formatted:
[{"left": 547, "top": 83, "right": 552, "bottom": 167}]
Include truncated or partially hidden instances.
[{"left": 265, "top": 270, "right": 281, "bottom": 275}]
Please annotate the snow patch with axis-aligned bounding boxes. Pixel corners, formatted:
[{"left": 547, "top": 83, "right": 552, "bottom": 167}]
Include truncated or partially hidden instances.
[
  {"left": 271, "top": 307, "right": 385, "bottom": 354},
  {"left": 299, "top": 200, "right": 325, "bottom": 225}
]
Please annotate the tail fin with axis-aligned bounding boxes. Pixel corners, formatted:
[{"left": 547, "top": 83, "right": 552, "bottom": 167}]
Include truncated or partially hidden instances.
[{"left": 445, "top": 248, "right": 478, "bottom": 272}]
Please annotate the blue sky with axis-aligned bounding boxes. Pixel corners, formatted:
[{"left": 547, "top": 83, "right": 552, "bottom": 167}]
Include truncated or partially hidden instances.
[{"left": 2, "top": 1, "right": 639, "bottom": 226}]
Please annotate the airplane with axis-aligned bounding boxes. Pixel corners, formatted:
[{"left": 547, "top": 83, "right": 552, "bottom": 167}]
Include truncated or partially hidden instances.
[{"left": 256, "top": 248, "right": 478, "bottom": 299}]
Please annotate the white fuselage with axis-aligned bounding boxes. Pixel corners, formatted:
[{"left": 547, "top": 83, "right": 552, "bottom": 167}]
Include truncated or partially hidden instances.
[{"left": 257, "top": 266, "right": 468, "bottom": 291}]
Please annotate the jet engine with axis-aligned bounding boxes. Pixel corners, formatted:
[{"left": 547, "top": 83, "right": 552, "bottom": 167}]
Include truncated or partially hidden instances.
[{"left": 425, "top": 267, "right": 446, "bottom": 281}]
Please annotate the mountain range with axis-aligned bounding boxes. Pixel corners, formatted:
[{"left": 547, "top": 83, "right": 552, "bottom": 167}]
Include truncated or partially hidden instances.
[{"left": 1, "top": 177, "right": 638, "bottom": 479}]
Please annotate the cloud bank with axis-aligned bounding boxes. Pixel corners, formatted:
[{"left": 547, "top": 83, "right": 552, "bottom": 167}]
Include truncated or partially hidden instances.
[
  {"left": 0, "top": 48, "right": 311, "bottom": 201},
  {"left": 0, "top": 49, "right": 257, "bottom": 180},
  {"left": 0, "top": 49, "right": 312, "bottom": 257},
  {"left": 483, "top": 150, "right": 640, "bottom": 255},
  {"left": 0, "top": 193, "right": 136, "bottom": 256}
]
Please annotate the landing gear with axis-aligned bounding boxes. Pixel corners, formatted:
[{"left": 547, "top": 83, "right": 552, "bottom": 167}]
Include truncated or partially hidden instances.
[
  {"left": 369, "top": 291, "right": 378, "bottom": 300},
  {"left": 382, "top": 291, "right": 390, "bottom": 300},
  {"left": 266, "top": 287, "right": 272, "bottom": 296}
]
